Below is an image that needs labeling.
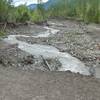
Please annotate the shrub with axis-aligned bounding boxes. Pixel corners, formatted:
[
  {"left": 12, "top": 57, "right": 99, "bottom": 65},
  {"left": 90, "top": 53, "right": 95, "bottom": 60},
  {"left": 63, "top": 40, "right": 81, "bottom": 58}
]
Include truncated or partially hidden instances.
[
  {"left": 15, "top": 5, "right": 31, "bottom": 22},
  {"left": 30, "top": 4, "right": 47, "bottom": 23},
  {"left": 0, "top": 31, "right": 5, "bottom": 37}
]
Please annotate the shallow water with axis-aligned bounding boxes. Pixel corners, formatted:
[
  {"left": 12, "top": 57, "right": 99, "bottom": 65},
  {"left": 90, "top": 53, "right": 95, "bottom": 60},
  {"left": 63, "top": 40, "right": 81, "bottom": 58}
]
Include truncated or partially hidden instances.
[{"left": 4, "top": 26, "right": 90, "bottom": 75}]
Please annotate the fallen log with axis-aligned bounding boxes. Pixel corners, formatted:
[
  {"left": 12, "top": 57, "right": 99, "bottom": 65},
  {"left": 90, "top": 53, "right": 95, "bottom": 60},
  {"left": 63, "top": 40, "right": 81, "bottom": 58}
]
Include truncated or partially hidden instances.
[
  {"left": 2, "top": 23, "right": 7, "bottom": 32},
  {"left": 40, "top": 55, "right": 51, "bottom": 71}
]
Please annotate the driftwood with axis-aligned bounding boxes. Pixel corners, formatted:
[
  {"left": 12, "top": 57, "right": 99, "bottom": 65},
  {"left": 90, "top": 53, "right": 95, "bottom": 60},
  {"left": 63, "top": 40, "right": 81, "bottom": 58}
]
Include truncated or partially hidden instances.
[
  {"left": 40, "top": 55, "right": 51, "bottom": 71},
  {"left": 2, "top": 23, "right": 7, "bottom": 32}
]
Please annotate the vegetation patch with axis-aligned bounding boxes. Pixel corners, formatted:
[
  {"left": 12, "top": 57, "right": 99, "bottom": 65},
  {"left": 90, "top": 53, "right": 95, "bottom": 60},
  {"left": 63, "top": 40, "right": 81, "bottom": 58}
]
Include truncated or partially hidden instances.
[
  {"left": 0, "top": 31, "right": 5, "bottom": 37},
  {"left": 0, "top": 0, "right": 99, "bottom": 24}
]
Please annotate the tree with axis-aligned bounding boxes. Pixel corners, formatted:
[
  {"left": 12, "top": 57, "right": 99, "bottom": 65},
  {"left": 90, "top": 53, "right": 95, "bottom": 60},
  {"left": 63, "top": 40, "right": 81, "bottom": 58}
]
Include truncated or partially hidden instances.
[{"left": 0, "top": 0, "right": 8, "bottom": 22}]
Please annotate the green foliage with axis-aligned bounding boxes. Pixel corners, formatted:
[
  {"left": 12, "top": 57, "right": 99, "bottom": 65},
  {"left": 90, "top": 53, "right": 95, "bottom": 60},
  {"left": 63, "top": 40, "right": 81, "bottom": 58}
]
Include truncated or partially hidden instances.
[
  {"left": 0, "top": 0, "right": 17, "bottom": 22},
  {"left": 0, "top": 0, "right": 9, "bottom": 22},
  {"left": 0, "top": 0, "right": 99, "bottom": 23},
  {"left": 48, "top": 0, "right": 100, "bottom": 23},
  {"left": 0, "top": 31, "right": 5, "bottom": 37},
  {"left": 0, "top": 0, "right": 31, "bottom": 23},
  {"left": 30, "top": 10, "right": 45, "bottom": 23},
  {"left": 30, "top": 4, "right": 47, "bottom": 23},
  {"left": 15, "top": 5, "right": 31, "bottom": 22},
  {"left": 75, "top": 0, "right": 100, "bottom": 23}
]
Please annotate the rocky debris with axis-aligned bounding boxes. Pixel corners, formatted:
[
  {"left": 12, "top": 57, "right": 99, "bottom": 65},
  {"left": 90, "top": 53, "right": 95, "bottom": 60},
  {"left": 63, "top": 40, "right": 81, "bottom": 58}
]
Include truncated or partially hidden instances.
[
  {"left": 45, "top": 58, "right": 62, "bottom": 71},
  {"left": 1, "top": 19, "right": 100, "bottom": 74},
  {"left": 41, "top": 57, "right": 62, "bottom": 71},
  {"left": 16, "top": 30, "right": 99, "bottom": 68},
  {"left": 6, "top": 24, "right": 46, "bottom": 35},
  {"left": 0, "top": 43, "right": 35, "bottom": 69},
  {"left": 21, "top": 55, "right": 35, "bottom": 65},
  {"left": 0, "top": 56, "right": 10, "bottom": 66},
  {"left": 20, "top": 55, "right": 62, "bottom": 71},
  {"left": 0, "top": 43, "right": 62, "bottom": 71},
  {"left": 89, "top": 66, "right": 96, "bottom": 76},
  {"left": 0, "top": 44, "right": 18, "bottom": 67}
]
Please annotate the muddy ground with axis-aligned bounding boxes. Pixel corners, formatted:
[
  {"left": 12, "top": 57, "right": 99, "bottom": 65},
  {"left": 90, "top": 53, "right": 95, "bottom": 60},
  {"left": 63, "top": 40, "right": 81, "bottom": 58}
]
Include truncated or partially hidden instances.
[
  {"left": 0, "top": 19, "right": 100, "bottom": 100},
  {"left": 0, "top": 67, "right": 100, "bottom": 100}
]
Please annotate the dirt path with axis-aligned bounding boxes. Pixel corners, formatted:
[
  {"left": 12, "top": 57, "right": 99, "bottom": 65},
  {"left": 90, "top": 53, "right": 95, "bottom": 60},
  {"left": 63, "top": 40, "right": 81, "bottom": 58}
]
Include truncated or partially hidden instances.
[{"left": 0, "top": 67, "right": 100, "bottom": 100}]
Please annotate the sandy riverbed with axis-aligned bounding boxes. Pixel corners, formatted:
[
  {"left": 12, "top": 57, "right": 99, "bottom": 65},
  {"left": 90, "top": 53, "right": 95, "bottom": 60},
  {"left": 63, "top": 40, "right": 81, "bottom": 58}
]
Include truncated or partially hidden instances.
[{"left": 0, "top": 19, "right": 100, "bottom": 100}]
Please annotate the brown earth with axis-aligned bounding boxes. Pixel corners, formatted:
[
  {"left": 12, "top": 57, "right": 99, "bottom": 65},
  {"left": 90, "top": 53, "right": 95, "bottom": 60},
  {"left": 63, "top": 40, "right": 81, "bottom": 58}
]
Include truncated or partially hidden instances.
[{"left": 0, "top": 67, "right": 100, "bottom": 100}]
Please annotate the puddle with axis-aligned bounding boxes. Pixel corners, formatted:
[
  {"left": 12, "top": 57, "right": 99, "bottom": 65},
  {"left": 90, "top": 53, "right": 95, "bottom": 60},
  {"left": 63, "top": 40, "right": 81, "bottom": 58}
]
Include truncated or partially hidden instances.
[{"left": 4, "top": 26, "right": 90, "bottom": 75}]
